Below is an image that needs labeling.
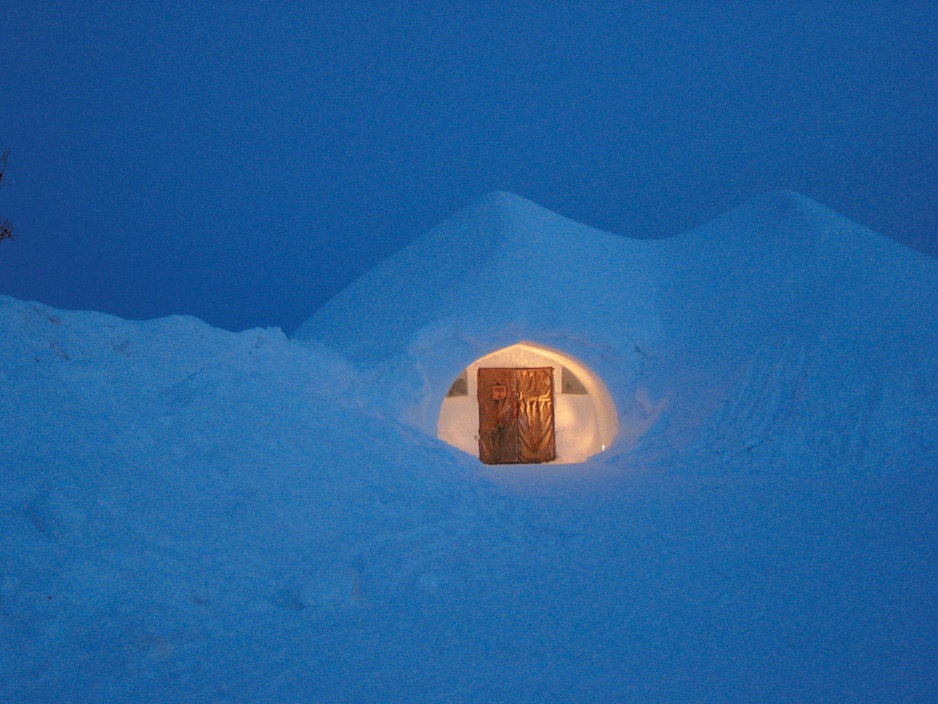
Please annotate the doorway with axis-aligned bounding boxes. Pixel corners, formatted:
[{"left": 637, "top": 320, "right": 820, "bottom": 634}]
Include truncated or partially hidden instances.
[
  {"left": 437, "top": 342, "right": 618, "bottom": 464},
  {"left": 477, "top": 367, "right": 556, "bottom": 464}
]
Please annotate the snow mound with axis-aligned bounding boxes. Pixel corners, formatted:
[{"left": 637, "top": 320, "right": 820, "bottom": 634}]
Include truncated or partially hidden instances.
[
  {"left": 294, "top": 190, "right": 938, "bottom": 461},
  {"left": 2, "top": 191, "right": 938, "bottom": 701},
  {"left": 293, "top": 191, "right": 660, "bottom": 365}
]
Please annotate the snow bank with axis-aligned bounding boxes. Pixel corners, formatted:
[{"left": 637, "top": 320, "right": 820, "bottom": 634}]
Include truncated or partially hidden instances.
[{"left": 2, "top": 190, "right": 937, "bottom": 701}]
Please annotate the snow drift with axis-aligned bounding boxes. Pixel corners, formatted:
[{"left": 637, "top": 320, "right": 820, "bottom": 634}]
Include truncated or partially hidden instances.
[{"left": 1, "top": 191, "right": 937, "bottom": 702}]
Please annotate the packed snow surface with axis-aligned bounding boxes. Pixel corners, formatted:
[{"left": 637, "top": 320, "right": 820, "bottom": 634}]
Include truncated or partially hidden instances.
[{"left": 2, "top": 192, "right": 937, "bottom": 702}]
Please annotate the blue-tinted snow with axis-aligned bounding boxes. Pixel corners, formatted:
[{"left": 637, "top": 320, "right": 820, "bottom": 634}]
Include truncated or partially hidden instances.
[{"left": 2, "top": 192, "right": 937, "bottom": 702}]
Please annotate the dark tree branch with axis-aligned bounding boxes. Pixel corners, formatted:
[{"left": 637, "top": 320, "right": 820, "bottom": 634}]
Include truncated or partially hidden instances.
[{"left": 0, "top": 149, "right": 13, "bottom": 242}]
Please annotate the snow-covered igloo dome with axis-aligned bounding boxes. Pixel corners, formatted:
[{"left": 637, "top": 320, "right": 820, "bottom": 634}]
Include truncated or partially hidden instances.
[{"left": 293, "top": 191, "right": 663, "bottom": 463}]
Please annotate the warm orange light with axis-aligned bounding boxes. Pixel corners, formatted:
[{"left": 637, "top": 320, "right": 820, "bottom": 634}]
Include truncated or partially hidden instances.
[{"left": 437, "top": 342, "right": 618, "bottom": 464}]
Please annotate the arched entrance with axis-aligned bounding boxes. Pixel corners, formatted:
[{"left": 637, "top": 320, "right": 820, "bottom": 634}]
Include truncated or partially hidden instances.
[{"left": 437, "top": 342, "right": 618, "bottom": 464}]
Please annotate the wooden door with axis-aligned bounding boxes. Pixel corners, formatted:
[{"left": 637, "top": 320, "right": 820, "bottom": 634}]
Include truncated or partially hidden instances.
[{"left": 477, "top": 367, "right": 555, "bottom": 464}]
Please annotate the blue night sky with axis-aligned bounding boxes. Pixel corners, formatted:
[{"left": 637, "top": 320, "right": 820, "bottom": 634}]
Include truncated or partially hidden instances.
[{"left": 1, "top": 2, "right": 936, "bottom": 333}]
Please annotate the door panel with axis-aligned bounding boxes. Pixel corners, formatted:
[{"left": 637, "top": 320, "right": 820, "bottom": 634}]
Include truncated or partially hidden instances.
[
  {"left": 477, "top": 367, "right": 555, "bottom": 464},
  {"left": 478, "top": 368, "right": 518, "bottom": 464},
  {"left": 516, "top": 368, "right": 556, "bottom": 463}
]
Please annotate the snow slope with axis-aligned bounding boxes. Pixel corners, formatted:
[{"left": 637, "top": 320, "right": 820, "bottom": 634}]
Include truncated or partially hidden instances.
[{"left": 2, "top": 192, "right": 937, "bottom": 702}]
